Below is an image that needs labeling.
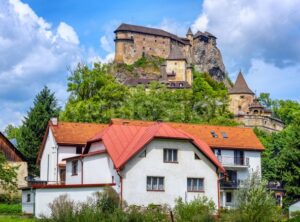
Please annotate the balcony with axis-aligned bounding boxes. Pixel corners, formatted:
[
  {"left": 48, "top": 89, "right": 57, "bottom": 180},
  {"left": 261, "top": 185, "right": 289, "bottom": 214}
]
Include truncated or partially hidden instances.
[
  {"left": 217, "top": 156, "right": 249, "bottom": 168},
  {"left": 220, "top": 180, "right": 242, "bottom": 189}
]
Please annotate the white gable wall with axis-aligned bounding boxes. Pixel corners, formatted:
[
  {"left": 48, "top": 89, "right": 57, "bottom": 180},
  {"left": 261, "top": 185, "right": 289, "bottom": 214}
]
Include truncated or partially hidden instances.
[
  {"left": 40, "top": 129, "right": 58, "bottom": 182},
  {"left": 89, "top": 142, "right": 105, "bottom": 152},
  {"left": 121, "top": 139, "right": 219, "bottom": 208},
  {"left": 58, "top": 146, "right": 78, "bottom": 163}
]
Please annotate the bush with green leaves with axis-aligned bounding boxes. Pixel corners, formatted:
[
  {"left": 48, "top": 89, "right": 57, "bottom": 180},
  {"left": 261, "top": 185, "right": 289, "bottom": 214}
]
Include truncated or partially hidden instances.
[
  {"left": 233, "top": 172, "right": 281, "bottom": 222},
  {"left": 174, "top": 196, "right": 216, "bottom": 222}
]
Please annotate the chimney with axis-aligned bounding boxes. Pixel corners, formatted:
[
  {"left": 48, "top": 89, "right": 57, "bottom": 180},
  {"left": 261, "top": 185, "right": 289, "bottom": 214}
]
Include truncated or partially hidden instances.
[{"left": 50, "top": 117, "right": 58, "bottom": 126}]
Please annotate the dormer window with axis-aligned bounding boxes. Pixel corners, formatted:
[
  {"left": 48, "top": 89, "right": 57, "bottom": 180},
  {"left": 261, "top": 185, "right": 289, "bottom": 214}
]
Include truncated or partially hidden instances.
[
  {"left": 210, "top": 131, "right": 218, "bottom": 138},
  {"left": 221, "top": 132, "right": 228, "bottom": 139}
]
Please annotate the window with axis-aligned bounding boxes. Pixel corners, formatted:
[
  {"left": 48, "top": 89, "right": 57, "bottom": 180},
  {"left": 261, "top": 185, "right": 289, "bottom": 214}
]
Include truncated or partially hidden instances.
[
  {"left": 76, "top": 146, "right": 82, "bottom": 154},
  {"left": 221, "top": 132, "right": 228, "bottom": 139},
  {"left": 163, "top": 149, "right": 178, "bottom": 163},
  {"left": 240, "top": 95, "right": 245, "bottom": 99},
  {"left": 238, "top": 105, "right": 242, "bottom": 111},
  {"left": 187, "top": 178, "right": 204, "bottom": 192},
  {"left": 175, "top": 62, "right": 177, "bottom": 65},
  {"left": 179, "top": 83, "right": 183, "bottom": 87},
  {"left": 226, "top": 192, "right": 232, "bottom": 203},
  {"left": 147, "top": 176, "right": 164, "bottom": 191},
  {"left": 194, "top": 153, "right": 201, "bottom": 160},
  {"left": 215, "top": 149, "right": 221, "bottom": 156},
  {"left": 210, "top": 131, "right": 218, "bottom": 138},
  {"left": 72, "top": 160, "right": 78, "bottom": 175},
  {"left": 26, "top": 193, "right": 31, "bottom": 202}
]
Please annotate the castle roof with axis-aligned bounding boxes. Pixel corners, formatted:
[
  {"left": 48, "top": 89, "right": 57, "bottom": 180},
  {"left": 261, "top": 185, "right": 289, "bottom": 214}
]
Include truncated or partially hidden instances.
[
  {"left": 186, "top": 27, "right": 193, "bottom": 36},
  {"left": 167, "top": 45, "right": 187, "bottom": 61},
  {"left": 194, "top": 31, "right": 216, "bottom": 39},
  {"left": 229, "top": 72, "right": 254, "bottom": 95},
  {"left": 115, "top": 23, "right": 188, "bottom": 45},
  {"left": 249, "top": 98, "right": 264, "bottom": 109}
]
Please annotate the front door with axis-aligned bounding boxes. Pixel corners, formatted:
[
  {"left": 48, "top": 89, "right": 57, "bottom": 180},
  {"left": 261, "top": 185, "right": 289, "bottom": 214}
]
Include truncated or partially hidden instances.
[{"left": 59, "top": 168, "right": 66, "bottom": 184}]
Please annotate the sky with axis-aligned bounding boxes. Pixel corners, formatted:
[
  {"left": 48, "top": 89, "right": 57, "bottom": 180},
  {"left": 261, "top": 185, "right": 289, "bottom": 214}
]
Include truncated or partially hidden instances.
[{"left": 1, "top": 0, "right": 300, "bottom": 130}]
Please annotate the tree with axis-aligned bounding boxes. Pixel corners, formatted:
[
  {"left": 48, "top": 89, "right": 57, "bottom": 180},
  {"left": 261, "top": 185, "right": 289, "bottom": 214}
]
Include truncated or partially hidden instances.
[
  {"left": 61, "top": 63, "right": 128, "bottom": 123},
  {"left": 18, "top": 86, "right": 60, "bottom": 176},
  {"left": 0, "top": 152, "right": 18, "bottom": 194},
  {"left": 4, "top": 124, "right": 21, "bottom": 143}
]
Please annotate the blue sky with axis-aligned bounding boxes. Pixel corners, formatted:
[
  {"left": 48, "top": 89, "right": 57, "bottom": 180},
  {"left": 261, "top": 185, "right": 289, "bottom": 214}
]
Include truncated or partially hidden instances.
[{"left": 1, "top": 0, "right": 300, "bottom": 130}]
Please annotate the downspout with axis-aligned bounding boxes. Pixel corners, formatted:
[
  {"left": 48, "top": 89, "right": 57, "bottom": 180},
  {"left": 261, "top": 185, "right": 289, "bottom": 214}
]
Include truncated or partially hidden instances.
[
  {"left": 80, "top": 157, "right": 83, "bottom": 184},
  {"left": 116, "top": 170, "right": 123, "bottom": 208},
  {"left": 217, "top": 173, "right": 225, "bottom": 210}
]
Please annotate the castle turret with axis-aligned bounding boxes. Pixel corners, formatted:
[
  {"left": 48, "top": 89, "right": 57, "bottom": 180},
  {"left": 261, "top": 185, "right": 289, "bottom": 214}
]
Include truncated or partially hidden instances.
[
  {"left": 186, "top": 27, "right": 193, "bottom": 45},
  {"left": 229, "top": 71, "right": 254, "bottom": 115}
]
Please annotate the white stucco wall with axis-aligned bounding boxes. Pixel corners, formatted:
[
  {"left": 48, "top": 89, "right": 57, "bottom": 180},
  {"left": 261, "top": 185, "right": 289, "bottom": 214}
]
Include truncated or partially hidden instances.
[
  {"left": 34, "top": 187, "right": 107, "bottom": 218},
  {"left": 89, "top": 142, "right": 105, "bottom": 152},
  {"left": 40, "top": 129, "right": 58, "bottom": 182},
  {"left": 22, "top": 189, "right": 34, "bottom": 215},
  {"left": 121, "top": 139, "right": 219, "bottom": 208},
  {"left": 83, "top": 154, "right": 114, "bottom": 184},
  {"left": 58, "top": 146, "right": 77, "bottom": 163},
  {"left": 65, "top": 159, "right": 82, "bottom": 184}
]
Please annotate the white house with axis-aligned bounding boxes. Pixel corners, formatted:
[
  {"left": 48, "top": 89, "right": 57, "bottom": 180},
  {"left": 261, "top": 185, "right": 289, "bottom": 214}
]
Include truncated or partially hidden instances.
[
  {"left": 36, "top": 118, "right": 107, "bottom": 183},
  {"left": 22, "top": 119, "right": 264, "bottom": 217}
]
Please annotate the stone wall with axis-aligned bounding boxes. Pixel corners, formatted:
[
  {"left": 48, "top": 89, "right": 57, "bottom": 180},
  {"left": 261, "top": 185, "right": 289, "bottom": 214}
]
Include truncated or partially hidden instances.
[
  {"left": 229, "top": 94, "right": 254, "bottom": 115},
  {"left": 166, "top": 60, "right": 187, "bottom": 82},
  {"left": 235, "top": 115, "right": 284, "bottom": 132},
  {"left": 115, "top": 31, "right": 173, "bottom": 64}
]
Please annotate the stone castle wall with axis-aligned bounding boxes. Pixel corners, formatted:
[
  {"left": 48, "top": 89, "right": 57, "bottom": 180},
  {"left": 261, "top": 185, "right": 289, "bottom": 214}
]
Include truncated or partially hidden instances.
[
  {"left": 229, "top": 94, "right": 254, "bottom": 115},
  {"left": 114, "top": 29, "right": 226, "bottom": 82},
  {"left": 115, "top": 31, "right": 183, "bottom": 64},
  {"left": 235, "top": 115, "right": 284, "bottom": 132}
]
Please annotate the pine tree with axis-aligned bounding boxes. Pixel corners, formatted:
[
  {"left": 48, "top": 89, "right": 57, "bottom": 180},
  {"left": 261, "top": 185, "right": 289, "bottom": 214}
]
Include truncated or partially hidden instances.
[{"left": 18, "top": 86, "right": 60, "bottom": 176}]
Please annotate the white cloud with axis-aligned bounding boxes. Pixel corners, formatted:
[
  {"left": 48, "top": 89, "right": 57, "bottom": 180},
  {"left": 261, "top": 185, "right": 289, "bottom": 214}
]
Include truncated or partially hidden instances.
[
  {"left": 193, "top": 0, "right": 300, "bottom": 100},
  {"left": 57, "top": 22, "right": 79, "bottom": 45},
  {"left": 0, "top": 0, "right": 82, "bottom": 130},
  {"left": 155, "top": 18, "right": 188, "bottom": 37},
  {"left": 100, "top": 36, "right": 112, "bottom": 52}
]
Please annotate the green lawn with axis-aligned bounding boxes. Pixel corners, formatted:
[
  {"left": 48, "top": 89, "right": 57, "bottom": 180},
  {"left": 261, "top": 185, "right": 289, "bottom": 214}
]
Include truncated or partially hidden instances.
[{"left": 0, "top": 215, "right": 35, "bottom": 222}]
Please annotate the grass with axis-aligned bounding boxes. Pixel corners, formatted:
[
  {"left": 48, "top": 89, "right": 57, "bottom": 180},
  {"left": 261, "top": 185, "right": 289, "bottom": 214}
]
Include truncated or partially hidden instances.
[{"left": 0, "top": 215, "right": 35, "bottom": 222}]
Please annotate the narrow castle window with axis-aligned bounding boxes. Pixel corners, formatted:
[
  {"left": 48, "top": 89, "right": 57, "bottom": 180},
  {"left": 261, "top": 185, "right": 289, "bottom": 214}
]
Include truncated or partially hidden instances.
[{"left": 240, "top": 95, "right": 245, "bottom": 99}]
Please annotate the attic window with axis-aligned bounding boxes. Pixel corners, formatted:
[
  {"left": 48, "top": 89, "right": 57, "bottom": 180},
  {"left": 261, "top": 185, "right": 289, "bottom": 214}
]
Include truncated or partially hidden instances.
[
  {"left": 221, "top": 132, "right": 228, "bottom": 139},
  {"left": 194, "top": 153, "right": 201, "bottom": 160},
  {"left": 210, "top": 131, "right": 218, "bottom": 138},
  {"left": 139, "top": 150, "right": 146, "bottom": 158},
  {"left": 76, "top": 146, "right": 82, "bottom": 154}
]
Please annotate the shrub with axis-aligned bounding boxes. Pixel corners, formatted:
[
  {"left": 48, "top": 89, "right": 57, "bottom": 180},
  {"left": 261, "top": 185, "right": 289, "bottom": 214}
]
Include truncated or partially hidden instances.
[
  {"left": 125, "top": 204, "right": 170, "bottom": 222},
  {"left": 47, "top": 195, "right": 76, "bottom": 222},
  {"left": 234, "top": 172, "right": 280, "bottom": 222},
  {"left": 0, "top": 193, "right": 21, "bottom": 204},
  {"left": 94, "top": 186, "right": 120, "bottom": 213},
  {"left": 289, "top": 211, "right": 300, "bottom": 222},
  {"left": 174, "top": 196, "right": 216, "bottom": 222}
]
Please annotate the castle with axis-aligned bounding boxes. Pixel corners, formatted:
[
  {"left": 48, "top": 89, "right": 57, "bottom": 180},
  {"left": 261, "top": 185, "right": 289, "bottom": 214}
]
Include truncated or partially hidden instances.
[
  {"left": 114, "top": 23, "right": 283, "bottom": 132},
  {"left": 229, "top": 72, "right": 284, "bottom": 132},
  {"left": 114, "top": 23, "right": 226, "bottom": 88}
]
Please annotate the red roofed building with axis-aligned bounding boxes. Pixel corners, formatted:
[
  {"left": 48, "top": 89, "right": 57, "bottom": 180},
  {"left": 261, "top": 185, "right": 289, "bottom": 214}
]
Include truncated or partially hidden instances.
[{"left": 23, "top": 118, "right": 264, "bottom": 216}]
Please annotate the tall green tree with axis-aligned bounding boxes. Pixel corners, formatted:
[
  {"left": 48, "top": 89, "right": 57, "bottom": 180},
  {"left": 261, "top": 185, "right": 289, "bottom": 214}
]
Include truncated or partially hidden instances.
[
  {"left": 61, "top": 63, "right": 128, "bottom": 123},
  {"left": 18, "top": 86, "right": 60, "bottom": 175}
]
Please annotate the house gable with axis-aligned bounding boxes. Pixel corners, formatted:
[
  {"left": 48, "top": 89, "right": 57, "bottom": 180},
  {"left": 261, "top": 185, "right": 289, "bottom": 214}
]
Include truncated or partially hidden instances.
[{"left": 0, "top": 132, "right": 25, "bottom": 162}]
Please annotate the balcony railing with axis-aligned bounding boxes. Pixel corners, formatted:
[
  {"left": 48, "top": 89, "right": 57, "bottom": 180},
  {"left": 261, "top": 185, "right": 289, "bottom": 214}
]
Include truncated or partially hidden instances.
[
  {"left": 220, "top": 180, "right": 242, "bottom": 189},
  {"left": 217, "top": 156, "right": 249, "bottom": 167}
]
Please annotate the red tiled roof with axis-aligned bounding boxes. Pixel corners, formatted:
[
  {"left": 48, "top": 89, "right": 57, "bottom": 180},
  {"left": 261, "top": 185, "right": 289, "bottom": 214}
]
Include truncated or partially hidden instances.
[
  {"left": 111, "top": 119, "right": 264, "bottom": 150},
  {"left": 85, "top": 122, "right": 225, "bottom": 172},
  {"left": 36, "top": 121, "right": 108, "bottom": 164}
]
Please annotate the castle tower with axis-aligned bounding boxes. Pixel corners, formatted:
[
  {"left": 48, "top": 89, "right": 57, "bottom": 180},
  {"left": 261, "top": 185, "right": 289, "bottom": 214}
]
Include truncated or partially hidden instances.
[
  {"left": 229, "top": 71, "right": 254, "bottom": 115},
  {"left": 186, "top": 27, "right": 193, "bottom": 45},
  {"left": 166, "top": 46, "right": 188, "bottom": 83}
]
